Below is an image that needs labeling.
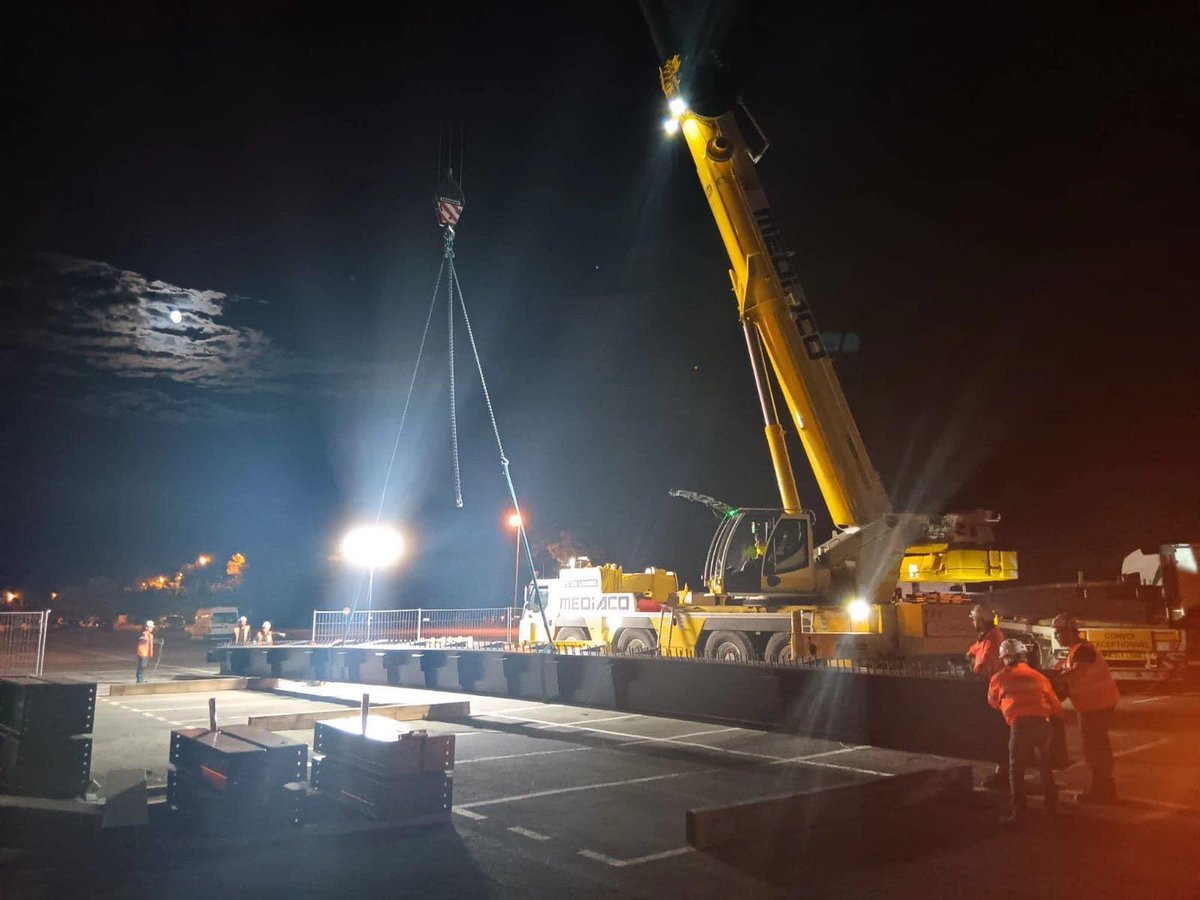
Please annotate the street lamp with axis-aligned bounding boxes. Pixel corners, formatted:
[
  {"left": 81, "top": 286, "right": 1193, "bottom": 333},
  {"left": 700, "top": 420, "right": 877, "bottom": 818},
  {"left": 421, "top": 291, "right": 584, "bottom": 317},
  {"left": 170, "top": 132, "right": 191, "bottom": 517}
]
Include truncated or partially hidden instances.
[
  {"left": 341, "top": 524, "right": 405, "bottom": 641},
  {"left": 506, "top": 512, "right": 523, "bottom": 608}
]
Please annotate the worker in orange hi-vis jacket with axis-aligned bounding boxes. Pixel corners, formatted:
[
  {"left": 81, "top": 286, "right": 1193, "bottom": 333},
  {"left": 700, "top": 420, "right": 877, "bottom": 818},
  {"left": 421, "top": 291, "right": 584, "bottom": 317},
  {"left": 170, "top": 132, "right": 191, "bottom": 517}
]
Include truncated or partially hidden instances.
[
  {"left": 988, "top": 638, "right": 1064, "bottom": 824},
  {"left": 135, "top": 620, "right": 156, "bottom": 684},
  {"left": 1052, "top": 613, "right": 1121, "bottom": 804},
  {"left": 967, "top": 603, "right": 1007, "bottom": 790}
]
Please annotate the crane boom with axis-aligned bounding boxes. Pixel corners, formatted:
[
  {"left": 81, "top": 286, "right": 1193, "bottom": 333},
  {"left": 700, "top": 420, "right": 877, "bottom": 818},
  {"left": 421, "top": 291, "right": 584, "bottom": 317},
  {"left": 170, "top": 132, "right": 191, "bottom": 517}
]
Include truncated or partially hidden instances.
[{"left": 660, "top": 58, "right": 891, "bottom": 529}]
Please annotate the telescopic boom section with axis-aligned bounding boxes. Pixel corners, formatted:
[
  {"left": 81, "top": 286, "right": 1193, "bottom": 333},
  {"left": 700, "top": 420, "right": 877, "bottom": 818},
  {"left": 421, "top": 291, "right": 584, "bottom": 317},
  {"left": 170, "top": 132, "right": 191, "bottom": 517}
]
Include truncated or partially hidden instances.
[{"left": 662, "top": 58, "right": 892, "bottom": 529}]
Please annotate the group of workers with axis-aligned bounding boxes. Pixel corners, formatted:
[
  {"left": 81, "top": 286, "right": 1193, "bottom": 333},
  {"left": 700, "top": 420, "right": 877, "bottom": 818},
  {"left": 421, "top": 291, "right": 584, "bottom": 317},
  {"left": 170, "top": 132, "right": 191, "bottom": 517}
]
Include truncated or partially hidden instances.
[
  {"left": 966, "top": 604, "right": 1120, "bottom": 823},
  {"left": 134, "top": 617, "right": 277, "bottom": 682}
]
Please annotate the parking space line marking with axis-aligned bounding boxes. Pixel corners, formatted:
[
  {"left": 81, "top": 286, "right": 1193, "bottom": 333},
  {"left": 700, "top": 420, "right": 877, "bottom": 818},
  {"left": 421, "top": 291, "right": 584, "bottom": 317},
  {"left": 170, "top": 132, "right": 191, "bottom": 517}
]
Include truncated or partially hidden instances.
[
  {"left": 1112, "top": 737, "right": 1172, "bottom": 758},
  {"left": 456, "top": 769, "right": 713, "bottom": 810},
  {"left": 491, "top": 703, "right": 563, "bottom": 716},
  {"left": 488, "top": 713, "right": 779, "bottom": 761},
  {"left": 768, "top": 745, "right": 892, "bottom": 776},
  {"left": 508, "top": 826, "right": 552, "bottom": 841},
  {"left": 458, "top": 747, "right": 592, "bottom": 765},
  {"left": 552, "top": 714, "right": 641, "bottom": 727},
  {"left": 578, "top": 847, "right": 693, "bottom": 868},
  {"left": 617, "top": 726, "right": 737, "bottom": 747},
  {"left": 1131, "top": 696, "right": 1168, "bottom": 704},
  {"left": 452, "top": 807, "right": 488, "bottom": 820}
]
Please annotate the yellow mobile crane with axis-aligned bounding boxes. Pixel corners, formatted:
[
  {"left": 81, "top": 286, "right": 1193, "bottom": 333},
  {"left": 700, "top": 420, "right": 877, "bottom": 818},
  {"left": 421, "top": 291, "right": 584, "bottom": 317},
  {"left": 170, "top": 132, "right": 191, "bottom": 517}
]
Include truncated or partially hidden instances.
[{"left": 521, "top": 43, "right": 1017, "bottom": 664}]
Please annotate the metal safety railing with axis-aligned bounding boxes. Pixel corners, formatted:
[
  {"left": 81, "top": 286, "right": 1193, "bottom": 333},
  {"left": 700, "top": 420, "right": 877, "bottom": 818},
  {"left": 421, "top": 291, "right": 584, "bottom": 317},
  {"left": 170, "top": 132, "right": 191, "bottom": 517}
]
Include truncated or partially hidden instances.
[
  {"left": 0, "top": 610, "right": 49, "bottom": 676},
  {"left": 310, "top": 607, "right": 518, "bottom": 646}
]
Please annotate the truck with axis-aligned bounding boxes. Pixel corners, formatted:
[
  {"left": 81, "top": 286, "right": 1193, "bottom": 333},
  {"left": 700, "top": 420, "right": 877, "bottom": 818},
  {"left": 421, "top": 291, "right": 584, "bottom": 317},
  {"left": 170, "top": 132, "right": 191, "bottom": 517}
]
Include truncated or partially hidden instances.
[
  {"left": 979, "top": 546, "right": 1191, "bottom": 683},
  {"left": 186, "top": 606, "right": 240, "bottom": 641},
  {"left": 520, "top": 39, "right": 1019, "bottom": 663}
]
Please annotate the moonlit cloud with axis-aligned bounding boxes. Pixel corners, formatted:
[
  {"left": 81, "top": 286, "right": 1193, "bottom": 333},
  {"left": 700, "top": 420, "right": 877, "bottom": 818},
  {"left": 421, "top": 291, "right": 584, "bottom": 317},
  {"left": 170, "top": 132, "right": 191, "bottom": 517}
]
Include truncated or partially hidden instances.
[{"left": 1, "top": 251, "right": 282, "bottom": 390}]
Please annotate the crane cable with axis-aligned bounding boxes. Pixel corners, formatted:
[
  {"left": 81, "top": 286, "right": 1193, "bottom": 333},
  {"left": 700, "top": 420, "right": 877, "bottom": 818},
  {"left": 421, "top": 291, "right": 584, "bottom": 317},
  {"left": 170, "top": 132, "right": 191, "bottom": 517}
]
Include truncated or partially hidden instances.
[
  {"left": 446, "top": 231, "right": 463, "bottom": 508},
  {"left": 448, "top": 262, "right": 553, "bottom": 648}
]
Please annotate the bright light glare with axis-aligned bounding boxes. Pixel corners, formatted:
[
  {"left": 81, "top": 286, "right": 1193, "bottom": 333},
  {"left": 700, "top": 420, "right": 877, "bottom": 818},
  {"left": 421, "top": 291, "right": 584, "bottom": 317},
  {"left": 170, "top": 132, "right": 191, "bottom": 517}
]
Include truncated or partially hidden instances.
[
  {"left": 341, "top": 524, "right": 405, "bottom": 569},
  {"left": 169, "top": 309, "right": 183, "bottom": 324},
  {"left": 847, "top": 598, "right": 870, "bottom": 623},
  {"left": 507, "top": 513, "right": 523, "bottom": 529},
  {"left": 662, "top": 118, "right": 680, "bottom": 136},
  {"left": 668, "top": 96, "right": 687, "bottom": 117}
]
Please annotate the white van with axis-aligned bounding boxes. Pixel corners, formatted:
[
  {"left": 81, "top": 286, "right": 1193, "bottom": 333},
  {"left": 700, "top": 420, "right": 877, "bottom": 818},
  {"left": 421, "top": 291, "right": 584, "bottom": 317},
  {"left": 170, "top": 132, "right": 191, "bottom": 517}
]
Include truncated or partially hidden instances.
[{"left": 188, "top": 606, "right": 240, "bottom": 641}]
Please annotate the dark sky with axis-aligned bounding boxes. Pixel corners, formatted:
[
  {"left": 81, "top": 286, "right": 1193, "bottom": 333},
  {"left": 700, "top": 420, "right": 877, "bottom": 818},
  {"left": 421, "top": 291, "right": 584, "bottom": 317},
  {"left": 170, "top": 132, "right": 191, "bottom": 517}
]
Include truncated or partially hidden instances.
[{"left": 2, "top": 2, "right": 1197, "bottom": 621}]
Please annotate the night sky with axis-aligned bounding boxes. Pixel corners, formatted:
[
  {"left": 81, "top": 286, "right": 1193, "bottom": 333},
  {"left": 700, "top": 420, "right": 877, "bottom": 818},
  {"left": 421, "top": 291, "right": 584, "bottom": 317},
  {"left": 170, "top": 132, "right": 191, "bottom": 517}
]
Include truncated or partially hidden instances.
[{"left": 2, "top": 2, "right": 1197, "bottom": 623}]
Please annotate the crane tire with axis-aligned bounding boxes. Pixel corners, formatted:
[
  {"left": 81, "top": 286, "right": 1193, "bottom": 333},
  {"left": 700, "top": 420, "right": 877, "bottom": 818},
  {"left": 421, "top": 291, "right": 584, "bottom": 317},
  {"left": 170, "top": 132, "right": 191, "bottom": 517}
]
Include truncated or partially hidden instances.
[
  {"left": 555, "top": 627, "right": 588, "bottom": 642},
  {"left": 704, "top": 630, "right": 755, "bottom": 663},
  {"left": 765, "top": 632, "right": 795, "bottom": 664},
  {"left": 616, "top": 628, "right": 656, "bottom": 656}
]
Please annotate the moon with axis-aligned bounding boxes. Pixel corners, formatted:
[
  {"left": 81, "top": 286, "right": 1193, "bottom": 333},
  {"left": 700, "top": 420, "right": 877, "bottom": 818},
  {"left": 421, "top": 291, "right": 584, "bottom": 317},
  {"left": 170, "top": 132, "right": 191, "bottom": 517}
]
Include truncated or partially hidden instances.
[{"left": 169, "top": 309, "right": 183, "bottom": 324}]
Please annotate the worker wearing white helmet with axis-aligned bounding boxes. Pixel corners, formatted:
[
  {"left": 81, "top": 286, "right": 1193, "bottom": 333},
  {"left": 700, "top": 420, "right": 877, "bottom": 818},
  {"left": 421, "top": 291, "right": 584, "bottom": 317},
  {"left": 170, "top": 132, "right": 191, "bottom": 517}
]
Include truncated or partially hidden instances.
[
  {"left": 1051, "top": 612, "right": 1120, "bottom": 803},
  {"left": 987, "top": 637, "right": 1064, "bottom": 823},
  {"left": 135, "top": 619, "right": 156, "bottom": 683},
  {"left": 966, "top": 603, "right": 1008, "bottom": 791},
  {"left": 255, "top": 620, "right": 274, "bottom": 645},
  {"left": 233, "top": 615, "right": 252, "bottom": 645}
]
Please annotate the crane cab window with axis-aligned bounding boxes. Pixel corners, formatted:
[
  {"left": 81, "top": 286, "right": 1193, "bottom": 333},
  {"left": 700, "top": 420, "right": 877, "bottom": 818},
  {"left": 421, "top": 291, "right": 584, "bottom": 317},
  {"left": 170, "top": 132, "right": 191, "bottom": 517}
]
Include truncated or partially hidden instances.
[{"left": 766, "top": 517, "right": 809, "bottom": 575}]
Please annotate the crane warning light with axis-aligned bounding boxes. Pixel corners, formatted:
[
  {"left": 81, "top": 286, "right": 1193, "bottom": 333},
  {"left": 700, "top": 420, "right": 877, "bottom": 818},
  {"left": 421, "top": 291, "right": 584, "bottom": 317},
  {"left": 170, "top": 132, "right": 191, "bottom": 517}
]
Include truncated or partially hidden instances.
[{"left": 663, "top": 118, "right": 680, "bottom": 136}]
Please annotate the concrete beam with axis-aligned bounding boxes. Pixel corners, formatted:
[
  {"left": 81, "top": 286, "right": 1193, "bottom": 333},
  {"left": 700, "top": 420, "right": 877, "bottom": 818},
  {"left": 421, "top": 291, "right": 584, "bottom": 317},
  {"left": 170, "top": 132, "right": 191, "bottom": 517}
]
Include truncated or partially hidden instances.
[
  {"left": 686, "top": 765, "right": 972, "bottom": 851},
  {"left": 247, "top": 700, "right": 469, "bottom": 732},
  {"left": 108, "top": 677, "right": 247, "bottom": 697}
]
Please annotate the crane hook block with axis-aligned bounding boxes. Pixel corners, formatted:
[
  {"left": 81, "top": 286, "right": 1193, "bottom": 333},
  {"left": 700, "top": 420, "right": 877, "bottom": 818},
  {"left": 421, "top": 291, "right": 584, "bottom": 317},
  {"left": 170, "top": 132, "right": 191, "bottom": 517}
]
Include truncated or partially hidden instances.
[{"left": 435, "top": 169, "right": 464, "bottom": 230}]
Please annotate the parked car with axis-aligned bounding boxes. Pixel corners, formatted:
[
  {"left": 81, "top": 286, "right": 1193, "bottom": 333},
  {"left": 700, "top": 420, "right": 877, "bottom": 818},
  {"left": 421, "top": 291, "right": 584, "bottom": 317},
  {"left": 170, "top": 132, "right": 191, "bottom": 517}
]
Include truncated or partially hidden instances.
[{"left": 157, "top": 614, "right": 187, "bottom": 632}]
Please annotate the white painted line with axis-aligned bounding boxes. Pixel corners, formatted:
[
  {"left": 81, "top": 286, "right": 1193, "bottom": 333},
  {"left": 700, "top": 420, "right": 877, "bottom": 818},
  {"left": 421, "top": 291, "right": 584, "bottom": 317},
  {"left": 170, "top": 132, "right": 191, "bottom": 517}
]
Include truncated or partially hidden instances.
[
  {"left": 141, "top": 712, "right": 156, "bottom": 718},
  {"left": 456, "top": 769, "right": 714, "bottom": 811},
  {"left": 578, "top": 846, "right": 694, "bottom": 868},
  {"left": 489, "top": 712, "right": 778, "bottom": 761},
  {"left": 554, "top": 713, "right": 641, "bottom": 727},
  {"left": 458, "top": 747, "right": 592, "bottom": 765},
  {"left": 452, "top": 807, "right": 488, "bottom": 820},
  {"left": 617, "top": 726, "right": 738, "bottom": 747},
  {"left": 1131, "top": 696, "right": 1168, "bottom": 704},
  {"left": 769, "top": 745, "right": 893, "bottom": 777},
  {"left": 491, "top": 703, "right": 563, "bottom": 716},
  {"left": 1112, "top": 737, "right": 1172, "bottom": 758},
  {"left": 507, "top": 826, "right": 551, "bottom": 841}
]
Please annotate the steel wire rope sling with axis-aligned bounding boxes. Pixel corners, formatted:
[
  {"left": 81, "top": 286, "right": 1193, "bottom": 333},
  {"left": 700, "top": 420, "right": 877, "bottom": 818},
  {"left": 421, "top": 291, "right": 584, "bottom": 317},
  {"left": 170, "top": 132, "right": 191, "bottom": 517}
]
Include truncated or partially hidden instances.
[
  {"left": 337, "top": 260, "right": 445, "bottom": 646},
  {"left": 447, "top": 260, "right": 555, "bottom": 652}
]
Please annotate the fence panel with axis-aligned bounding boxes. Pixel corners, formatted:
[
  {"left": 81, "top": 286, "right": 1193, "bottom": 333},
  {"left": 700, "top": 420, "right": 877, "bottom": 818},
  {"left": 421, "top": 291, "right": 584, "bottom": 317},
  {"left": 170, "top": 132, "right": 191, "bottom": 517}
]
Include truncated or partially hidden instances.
[
  {"left": 312, "top": 609, "right": 420, "bottom": 644},
  {"left": 0, "top": 610, "right": 49, "bottom": 676},
  {"left": 311, "top": 608, "right": 517, "bottom": 645}
]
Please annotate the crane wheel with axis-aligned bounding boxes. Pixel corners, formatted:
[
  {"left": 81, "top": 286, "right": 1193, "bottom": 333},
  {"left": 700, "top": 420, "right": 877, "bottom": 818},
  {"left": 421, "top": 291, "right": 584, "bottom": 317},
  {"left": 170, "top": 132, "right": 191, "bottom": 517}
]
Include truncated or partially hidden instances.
[
  {"left": 616, "top": 628, "right": 657, "bottom": 656},
  {"left": 555, "top": 627, "right": 588, "bottom": 642},
  {"left": 765, "top": 633, "right": 795, "bottom": 665},
  {"left": 704, "top": 631, "right": 754, "bottom": 663}
]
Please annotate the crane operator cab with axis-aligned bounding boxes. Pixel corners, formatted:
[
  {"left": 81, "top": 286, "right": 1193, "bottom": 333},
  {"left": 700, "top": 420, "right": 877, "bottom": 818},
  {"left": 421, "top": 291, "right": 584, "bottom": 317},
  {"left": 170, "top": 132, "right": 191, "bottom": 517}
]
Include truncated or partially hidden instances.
[{"left": 708, "top": 509, "right": 817, "bottom": 599}]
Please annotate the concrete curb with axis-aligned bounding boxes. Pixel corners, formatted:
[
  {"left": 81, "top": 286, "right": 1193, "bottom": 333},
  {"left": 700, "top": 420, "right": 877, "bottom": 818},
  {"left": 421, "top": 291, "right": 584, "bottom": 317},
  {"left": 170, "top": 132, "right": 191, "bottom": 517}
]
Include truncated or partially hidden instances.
[{"left": 108, "top": 678, "right": 248, "bottom": 697}]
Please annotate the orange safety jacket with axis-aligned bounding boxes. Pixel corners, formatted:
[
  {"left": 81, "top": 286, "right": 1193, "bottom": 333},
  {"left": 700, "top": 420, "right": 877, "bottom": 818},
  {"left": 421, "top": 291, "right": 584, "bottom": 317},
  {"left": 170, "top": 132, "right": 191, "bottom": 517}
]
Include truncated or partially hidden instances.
[
  {"left": 137, "top": 631, "right": 155, "bottom": 659},
  {"left": 987, "top": 662, "right": 1064, "bottom": 726},
  {"left": 968, "top": 626, "right": 1005, "bottom": 679},
  {"left": 1058, "top": 640, "right": 1120, "bottom": 712},
  {"left": 233, "top": 624, "right": 251, "bottom": 644}
]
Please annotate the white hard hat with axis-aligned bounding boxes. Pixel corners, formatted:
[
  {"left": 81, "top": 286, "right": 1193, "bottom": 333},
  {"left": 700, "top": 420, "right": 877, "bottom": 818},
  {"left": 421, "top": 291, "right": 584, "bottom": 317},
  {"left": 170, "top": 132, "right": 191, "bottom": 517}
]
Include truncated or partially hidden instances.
[
  {"left": 262, "top": 620, "right": 271, "bottom": 629},
  {"left": 999, "top": 638, "right": 1026, "bottom": 660},
  {"left": 146, "top": 620, "right": 156, "bottom": 628},
  {"left": 239, "top": 616, "right": 247, "bottom": 624}
]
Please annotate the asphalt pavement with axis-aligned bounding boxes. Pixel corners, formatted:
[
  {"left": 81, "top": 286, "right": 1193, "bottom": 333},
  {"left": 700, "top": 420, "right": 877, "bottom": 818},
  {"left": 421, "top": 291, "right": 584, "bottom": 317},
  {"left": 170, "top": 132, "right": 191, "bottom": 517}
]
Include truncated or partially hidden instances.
[{"left": 6, "top": 632, "right": 1199, "bottom": 899}]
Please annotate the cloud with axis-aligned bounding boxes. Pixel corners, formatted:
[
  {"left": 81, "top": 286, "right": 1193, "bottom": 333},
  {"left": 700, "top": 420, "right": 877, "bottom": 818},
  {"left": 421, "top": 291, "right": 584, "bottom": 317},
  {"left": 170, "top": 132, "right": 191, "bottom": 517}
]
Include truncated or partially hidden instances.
[{"left": 0, "top": 251, "right": 283, "bottom": 390}]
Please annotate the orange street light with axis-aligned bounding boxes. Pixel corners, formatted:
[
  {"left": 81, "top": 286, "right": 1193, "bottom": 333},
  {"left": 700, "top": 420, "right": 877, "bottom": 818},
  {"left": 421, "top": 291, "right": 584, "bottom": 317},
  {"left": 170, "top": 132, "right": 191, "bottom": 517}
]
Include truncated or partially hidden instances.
[
  {"left": 197, "top": 554, "right": 212, "bottom": 567},
  {"left": 506, "top": 511, "right": 525, "bottom": 608}
]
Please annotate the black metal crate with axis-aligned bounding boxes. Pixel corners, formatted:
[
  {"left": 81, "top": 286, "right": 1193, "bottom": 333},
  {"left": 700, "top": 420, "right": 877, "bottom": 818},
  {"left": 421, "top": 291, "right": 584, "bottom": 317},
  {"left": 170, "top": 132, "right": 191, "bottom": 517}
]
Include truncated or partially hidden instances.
[
  {"left": 219, "top": 724, "right": 308, "bottom": 784},
  {"left": 311, "top": 754, "right": 452, "bottom": 822},
  {"left": 169, "top": 728, "right": 268, "bottom": 794},
  {"left": 0, "top": 677, "right": 96, "bottom": 737},
  {"left": 0, "top": 728, "right": 92, "bottom": 799}
]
